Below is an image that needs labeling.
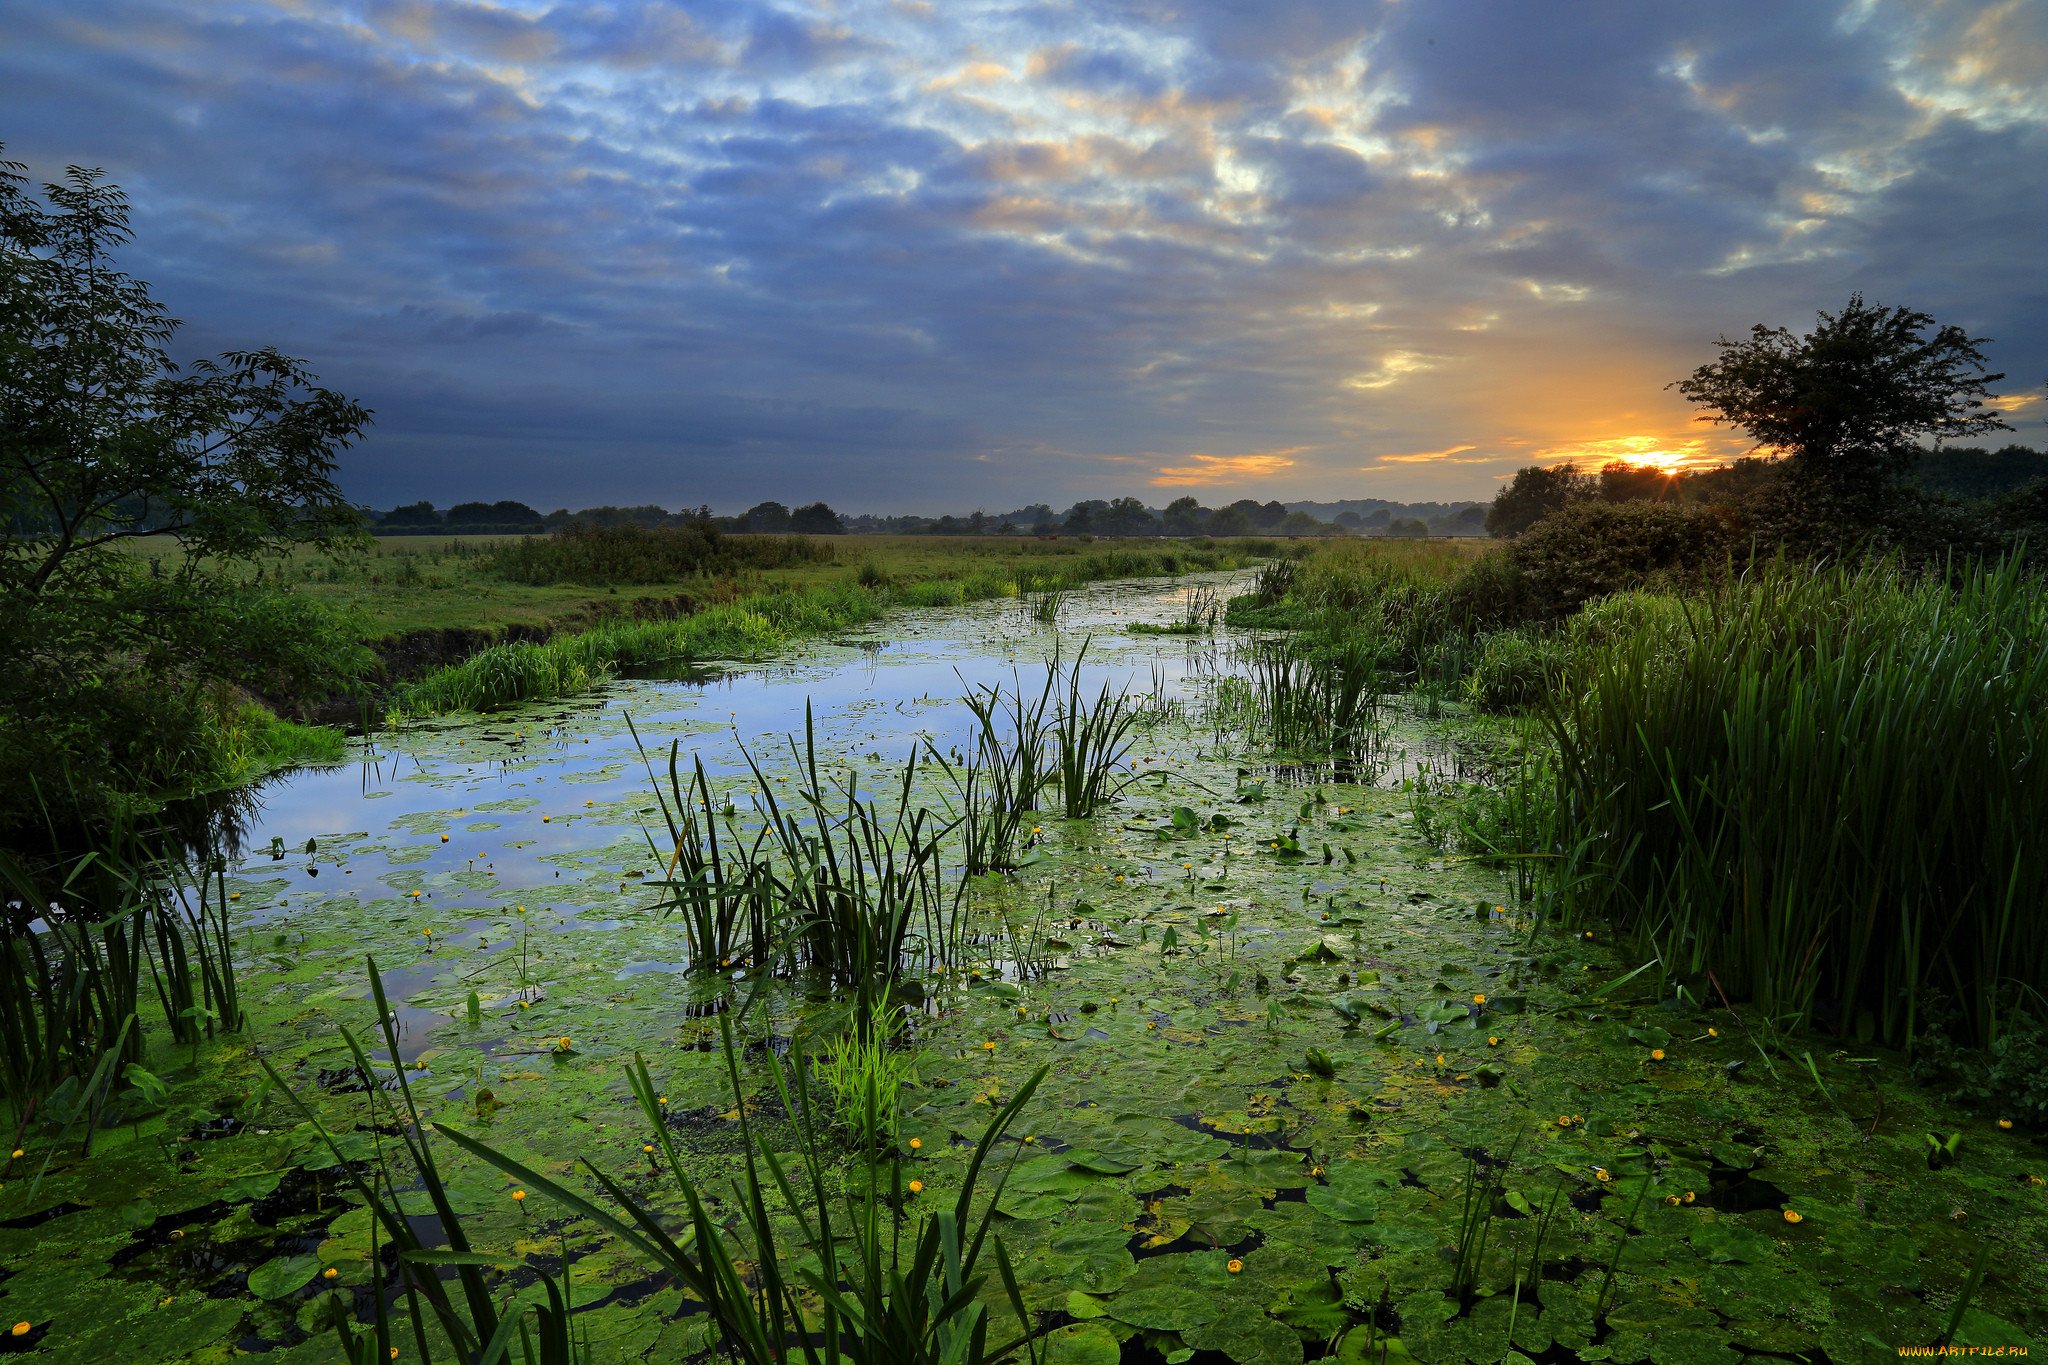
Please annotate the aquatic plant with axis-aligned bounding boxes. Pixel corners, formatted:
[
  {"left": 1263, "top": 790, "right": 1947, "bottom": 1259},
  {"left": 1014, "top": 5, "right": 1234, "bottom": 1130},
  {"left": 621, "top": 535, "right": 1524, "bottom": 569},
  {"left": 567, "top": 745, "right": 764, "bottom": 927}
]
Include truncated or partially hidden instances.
[
  {"left": 1240, "top": 622, "right": 1384, "bottom": 757},
  {"left": 929, "top": 667, "right": 1055, "bottom": 876},
  {"left": 1048, "top": 644, "right": 1142, "bottom": 819},
  {"left": 439, "top": 1020, "right": 1050, "bottom": 1365},
  {"left": 633, "top": 721, "right": 777, "bottom": 972},
  {"left": 746, "top": 709, "right": 962, "bottom": 1021},
  {"left": 261, "top": 960, "right": 578, "bottom": 1364},
  {"left": 1, "top": 830, "right": 245, "bottom": 1122},
  {"left": 1542, "top": 555, "right": 2048, "bottom": 1048},
  {"left": 811, "top": 1004, "right": 925, "bottom": 1149}
]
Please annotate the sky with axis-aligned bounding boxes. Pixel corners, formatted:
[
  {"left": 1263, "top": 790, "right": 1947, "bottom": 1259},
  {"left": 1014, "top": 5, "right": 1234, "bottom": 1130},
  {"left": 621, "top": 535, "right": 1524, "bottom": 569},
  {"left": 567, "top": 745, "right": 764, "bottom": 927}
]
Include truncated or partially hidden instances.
[{"left": 7, "top": 0, "right": 2046, "bottom": 514}]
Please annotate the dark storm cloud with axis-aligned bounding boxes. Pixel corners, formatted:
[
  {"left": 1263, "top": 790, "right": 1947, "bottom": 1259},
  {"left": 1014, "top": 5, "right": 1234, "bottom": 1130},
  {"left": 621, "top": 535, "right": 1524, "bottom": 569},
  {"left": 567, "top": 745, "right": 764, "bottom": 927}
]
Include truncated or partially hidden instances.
[{"left": 6, "top": 0, "right": 2043, "bottom": 510}]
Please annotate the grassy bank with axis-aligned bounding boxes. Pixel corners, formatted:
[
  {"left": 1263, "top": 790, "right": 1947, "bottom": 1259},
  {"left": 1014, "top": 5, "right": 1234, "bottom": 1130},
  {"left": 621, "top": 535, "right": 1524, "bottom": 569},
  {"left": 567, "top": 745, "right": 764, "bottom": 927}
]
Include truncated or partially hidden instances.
[
  {"left": 390, "top": 541, "right": 1265, "bottom": 717},
  {"left": 121, "top": 532, "right": 1286, "bottom": 639},
  {"left": 1256, "top": 538, "right": 2048, "bottom": 1065}
]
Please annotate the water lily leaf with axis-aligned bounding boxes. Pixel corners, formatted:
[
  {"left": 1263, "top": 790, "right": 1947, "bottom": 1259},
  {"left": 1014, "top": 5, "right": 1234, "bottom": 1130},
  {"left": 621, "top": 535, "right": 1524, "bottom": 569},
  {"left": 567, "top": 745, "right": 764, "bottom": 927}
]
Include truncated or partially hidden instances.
[
  {"left": 1184, "top": 1306, "right": 1304, "bottom": 1364},
  {"left": 1065, "top": 1148, "right": 1142, "bottom": 1176},
  {"left": 1689, "top": 1219, "right": 1776, "bottom": 1265},
  {"left": 1067, "top": 1291, "right": 1110, "bottom": 1321},
  {"left": 1305, "top": 934, "right": 1350, "bottom": 962},
  {"left": 248, "top": 1252, "right": 323, "bottom": 1300},
  {"left": 1044, "top": 1322, "right": 1122, "bottom": 1364},
  {"left": 222, "top": 1171, "right": 284, "bottom": 1203},
  {"left": 1304, "top": 1184, "right": 1377, "bottom": 1223},
  {"left": 1105, "top": 1283, "right": 1221, "bottom": 1331}
]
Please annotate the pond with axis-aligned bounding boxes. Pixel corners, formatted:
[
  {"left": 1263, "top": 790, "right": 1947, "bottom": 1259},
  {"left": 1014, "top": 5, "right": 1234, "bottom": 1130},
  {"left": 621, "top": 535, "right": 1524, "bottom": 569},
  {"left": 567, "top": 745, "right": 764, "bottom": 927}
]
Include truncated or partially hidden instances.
[{"left": 3, "top": 569, "right": 2041, "bottom": 1364}]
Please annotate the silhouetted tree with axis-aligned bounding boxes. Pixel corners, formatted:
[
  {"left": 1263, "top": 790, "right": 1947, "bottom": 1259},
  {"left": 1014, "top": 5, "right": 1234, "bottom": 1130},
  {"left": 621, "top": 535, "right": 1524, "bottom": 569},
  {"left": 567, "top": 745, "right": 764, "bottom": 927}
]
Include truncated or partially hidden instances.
[
  {"left": 1161, "top": 496, "right": 1205, "bottom": 536},
  {"left": 1673, "top": 294, "right": 2014, "bottom": 502},
  {"left": 1207, "top": 506, "right": 1252, "bottom": 536},
  {"left": 447, "top": 500, "right": 542, "bottom": 528},
  {"left": 741, "top": 500, "right": 793, "bottom": 532},
  {"left": 1486, "top": 464, "right": 1596, "bottom": 537},
  {"left": 789, "top": 501, "right": 845, "bottom": 534},
  {"left": 381, "top": 500, "right": 440, "bottom": 527},
  {"left": 1597, "top": 462, "right": 1678, "bottom": 503},
  {"left": 1097, "top": 497, "right": 1159, "bottom": 536}
]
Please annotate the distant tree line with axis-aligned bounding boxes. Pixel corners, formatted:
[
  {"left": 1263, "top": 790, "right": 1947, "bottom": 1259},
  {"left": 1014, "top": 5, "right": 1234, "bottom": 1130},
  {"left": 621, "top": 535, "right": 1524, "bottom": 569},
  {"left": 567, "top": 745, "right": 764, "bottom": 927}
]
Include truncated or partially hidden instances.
[
  {"left": 363, "top": 495, "right": 1489, "bottom": 539},
  {"left": 1485, "top": 445, "right": 2048, "bottom": 543},
  {"left": 366, "top": 499, "right": 846, "bottom": 535}
]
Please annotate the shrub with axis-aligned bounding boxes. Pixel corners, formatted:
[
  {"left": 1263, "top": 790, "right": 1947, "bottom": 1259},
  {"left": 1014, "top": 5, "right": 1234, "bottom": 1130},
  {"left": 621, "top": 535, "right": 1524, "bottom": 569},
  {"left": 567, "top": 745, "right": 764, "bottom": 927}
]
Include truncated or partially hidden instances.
[
  {"left": 1506, "top": 500, "right": 1743, "bottom": 618},
  {"left": 1464, "top": 628, "right": 1565, "bottom": 713},
  {"left": 484, "top": 521, "right": 833, "bottom": 586}
]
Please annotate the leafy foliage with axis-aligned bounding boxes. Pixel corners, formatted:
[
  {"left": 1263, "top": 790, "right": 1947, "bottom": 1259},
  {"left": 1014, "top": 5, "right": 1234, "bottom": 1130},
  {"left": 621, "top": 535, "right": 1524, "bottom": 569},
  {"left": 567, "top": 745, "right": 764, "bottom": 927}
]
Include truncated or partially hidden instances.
[
  {"left": 0, "top": 151, "right": 368, "bottom": 831},
  {"left": 1672, "top": 294, "right": 2013, "bottom": 490}
]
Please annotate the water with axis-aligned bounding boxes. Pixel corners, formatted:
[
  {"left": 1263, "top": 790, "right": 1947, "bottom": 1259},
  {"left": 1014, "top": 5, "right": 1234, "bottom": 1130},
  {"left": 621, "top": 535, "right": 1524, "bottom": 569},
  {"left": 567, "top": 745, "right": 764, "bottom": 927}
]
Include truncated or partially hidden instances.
[{"left": 214, "top": 574, "right": 1258, "bottom": 1052}]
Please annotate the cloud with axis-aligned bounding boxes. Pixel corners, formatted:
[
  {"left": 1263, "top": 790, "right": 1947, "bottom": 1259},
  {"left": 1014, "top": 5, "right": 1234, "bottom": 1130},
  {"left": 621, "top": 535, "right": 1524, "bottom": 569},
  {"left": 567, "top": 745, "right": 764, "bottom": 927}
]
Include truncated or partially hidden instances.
[
  {"left": 1150, "top": 450, "right": 1305, "bottom": 487},
  {"left": 4, "top": 0, "right": 2041, "bottom": 511},
  {"left": 1372, "top": 445, "right": 1482, "bottom": 465}
]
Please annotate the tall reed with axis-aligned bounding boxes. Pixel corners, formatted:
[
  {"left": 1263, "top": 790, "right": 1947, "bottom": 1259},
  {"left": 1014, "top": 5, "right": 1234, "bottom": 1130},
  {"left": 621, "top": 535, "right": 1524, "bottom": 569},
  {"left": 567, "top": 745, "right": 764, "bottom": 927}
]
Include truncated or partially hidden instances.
[
  {"left": 632, "top": 720, "right": 777, "bottom": 971},
  {"left": 2, "top": 830, "right": 244, "bottom": 1122},
  {"left": 261, "top": 960, "right": 575, "bottom": 1364},
  {"left": 1242, "top": 621, "right": 1384, "bottom": 756},
  {"left": 439, "top": 1020, "right": 1049, "bottom": 1364},
  {"left": 928, "top": 668, "right": 1055, "bottom": 875},
  {"left": 745, "top": 710, "right": 961, "bottom": 1027},
  {"left": 1541, "top": 556, "right": 2048, "bottom": 1047},
  {"left": 1048, "top": 644, "right": 1141, "bottom": 819}
]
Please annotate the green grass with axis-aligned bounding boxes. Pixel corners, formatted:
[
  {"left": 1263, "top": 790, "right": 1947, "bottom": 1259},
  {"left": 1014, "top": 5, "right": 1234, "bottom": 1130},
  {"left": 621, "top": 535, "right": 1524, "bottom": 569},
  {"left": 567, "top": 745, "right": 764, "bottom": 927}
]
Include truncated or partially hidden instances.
[
  {"left": 119, "top": 533, "right": 1271, "bottom": 639},
  {"left": 390, "top": 544, "right": 1257, "bottom": 719},
  {"left": 1536, "top": 555, "right": 2048, "bottom": 1049}
]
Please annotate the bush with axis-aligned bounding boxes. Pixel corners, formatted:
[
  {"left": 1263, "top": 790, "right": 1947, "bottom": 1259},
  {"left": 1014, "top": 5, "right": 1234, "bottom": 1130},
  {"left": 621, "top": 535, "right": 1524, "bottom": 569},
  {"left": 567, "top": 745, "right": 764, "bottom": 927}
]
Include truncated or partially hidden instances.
[
  {"left": 1506, "top": 500, "right": 1743, "bottom": 618},
  {"left": 1464, "top": 628, "right": 1564, "bottom": 713},
  {"left": 485, "top": 522, "right": 833, "bottom": 586}
]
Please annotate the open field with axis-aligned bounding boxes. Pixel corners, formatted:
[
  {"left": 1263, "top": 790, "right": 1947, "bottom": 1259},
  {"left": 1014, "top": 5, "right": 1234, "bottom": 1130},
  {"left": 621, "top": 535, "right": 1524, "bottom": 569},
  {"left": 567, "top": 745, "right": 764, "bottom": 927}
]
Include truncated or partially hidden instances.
[{"left": 118, "top": 533, "right": 1362, "bottom": 639}]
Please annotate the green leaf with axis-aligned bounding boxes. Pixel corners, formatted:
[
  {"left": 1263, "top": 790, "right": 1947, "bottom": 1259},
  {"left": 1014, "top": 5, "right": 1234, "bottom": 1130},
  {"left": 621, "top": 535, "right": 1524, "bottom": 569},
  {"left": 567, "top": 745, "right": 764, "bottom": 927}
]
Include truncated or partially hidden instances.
[{"left": 247, "top": 1253, "right": 322, "bottom": 1300}]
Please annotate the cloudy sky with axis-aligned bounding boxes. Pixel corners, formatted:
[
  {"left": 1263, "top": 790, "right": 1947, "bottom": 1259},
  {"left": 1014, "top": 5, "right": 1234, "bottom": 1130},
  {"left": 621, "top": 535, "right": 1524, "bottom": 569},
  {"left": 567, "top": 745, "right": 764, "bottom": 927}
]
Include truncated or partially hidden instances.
[{"left": 8, "top": 0, "right": 2045, "bottom": 513}]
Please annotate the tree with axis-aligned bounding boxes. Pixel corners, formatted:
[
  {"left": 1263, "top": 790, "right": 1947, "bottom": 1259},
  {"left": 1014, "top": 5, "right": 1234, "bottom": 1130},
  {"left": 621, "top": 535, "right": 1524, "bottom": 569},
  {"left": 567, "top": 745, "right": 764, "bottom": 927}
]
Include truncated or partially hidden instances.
[
  {"left": 1, "top": 153, "right": 370, "bottom": 829},
  {"left": 789, "top": 501, "right": 844, "bottom": 534},
  {"left": 1384, "top": 517, "right": 1430, "bottom": 538},
  {"left": 381, "top": 500, "right": 441, "bottom": 527},
  {"left": 2, "top": 157, "right": 368, "bottom": 598},
  {"left": 1206, "top": 505, "right": 1252, "bottom": 537},
  {"left": 1097, "top": 496, "right": 1159, "bottom": 536},
  {"left": 1485, "top": 464, "right": 1595, "bottom": 537},
  {"left": 447, "top": 499, "right": 542, "bottom": 529},
  {"left": 1161, "top": 496, "right": 1205, "bottom": 536},
  {"left": 1597, "top": 462, "right": 1676, "bottom": 504},
  {"left": 1673, "top": 295, "right": 2014, "bottom": 494},
  {"left": 741, "top": 500, "right": 793, "bottom": 533}
]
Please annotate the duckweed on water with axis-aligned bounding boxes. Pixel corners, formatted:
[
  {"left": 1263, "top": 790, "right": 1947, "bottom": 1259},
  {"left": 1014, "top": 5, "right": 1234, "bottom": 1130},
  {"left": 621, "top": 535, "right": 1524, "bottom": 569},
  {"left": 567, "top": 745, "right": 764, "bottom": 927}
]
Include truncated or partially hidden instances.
[{"left": 2, "top": 573, "right": 2042, "bottom": 1362}]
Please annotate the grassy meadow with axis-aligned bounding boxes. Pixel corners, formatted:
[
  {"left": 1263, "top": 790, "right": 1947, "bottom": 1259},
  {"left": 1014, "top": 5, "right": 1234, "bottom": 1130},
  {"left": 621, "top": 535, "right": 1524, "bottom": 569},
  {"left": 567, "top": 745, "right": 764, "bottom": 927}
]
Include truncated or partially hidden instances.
[{"left": 122, "top": 531, "right": 1289, "bottom": 638}]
